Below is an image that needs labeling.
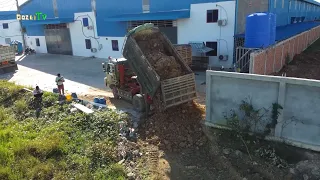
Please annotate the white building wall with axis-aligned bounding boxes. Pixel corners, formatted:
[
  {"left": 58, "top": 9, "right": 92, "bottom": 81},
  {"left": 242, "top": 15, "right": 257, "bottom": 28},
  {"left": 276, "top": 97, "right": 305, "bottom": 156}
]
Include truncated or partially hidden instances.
[
  {"left": 25, "top": 35, "right": 48, "bottom": 53},
  {"left": 0, "top": 19, "right": 23, "bottom": 46},
  {"left": 69, "top": 12, "right": 124, "bottom": 58},
  {"left": 177, "top": 1, "right": 236, "bottom": 68}
]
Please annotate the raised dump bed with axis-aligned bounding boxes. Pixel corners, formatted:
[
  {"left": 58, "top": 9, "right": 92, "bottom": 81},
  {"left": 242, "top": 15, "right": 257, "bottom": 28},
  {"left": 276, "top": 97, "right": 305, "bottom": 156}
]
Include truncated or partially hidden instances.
[{"left": 122, "top": 23, "right": 196, "bottom": 109}]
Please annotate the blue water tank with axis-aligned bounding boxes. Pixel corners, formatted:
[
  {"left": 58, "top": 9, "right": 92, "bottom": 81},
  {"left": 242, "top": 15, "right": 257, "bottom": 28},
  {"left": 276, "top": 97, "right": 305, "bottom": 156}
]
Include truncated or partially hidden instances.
[
  {"left": 245, "top": 12, "right": 271, "bottom": 48},
  {"left": 269, "top": 13, "right": 276, "bottom": 46},
  {"left": 99, "top": 98, "right": 106, "bottom": 105},
  {"left": 93, "top": 97, "right": 100, "bottom": 103}
]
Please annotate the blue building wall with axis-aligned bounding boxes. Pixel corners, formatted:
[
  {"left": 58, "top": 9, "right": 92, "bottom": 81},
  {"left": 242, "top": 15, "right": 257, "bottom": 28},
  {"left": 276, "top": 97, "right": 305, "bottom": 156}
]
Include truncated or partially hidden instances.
[
  {"left": 269, "top": 0, "right": 320, "bottom": 27},
  {"left": 56, "top": 0, "right": 91, "bottom": 18},
  {"left": 0, "top": 11, "right": 17, "bottom": 20},
  {"left": 20, "top": 0, "right": 55, "bottom": 36},
  {"left": 149, "top": 0, "right": 226, "bottom": 12},
  {"left": 96, "top": 0, "right": 142, "bottom": 37}
]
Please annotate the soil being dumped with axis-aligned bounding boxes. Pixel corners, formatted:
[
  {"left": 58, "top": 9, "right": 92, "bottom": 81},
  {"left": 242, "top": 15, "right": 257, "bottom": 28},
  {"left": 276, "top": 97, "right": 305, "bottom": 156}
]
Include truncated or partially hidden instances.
[
  {"left": 133, "top": 30, "right": 185, "bottom": 80},
  {"left": 139, "top": 101, "right": 207, "bottom": 152}
]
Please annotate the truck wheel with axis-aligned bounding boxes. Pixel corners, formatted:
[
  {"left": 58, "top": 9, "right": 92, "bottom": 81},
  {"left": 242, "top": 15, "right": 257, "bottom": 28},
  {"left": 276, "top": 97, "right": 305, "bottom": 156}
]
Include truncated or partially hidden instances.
[{"left": 133, "top": 94, "right": 146, "bottom": 112}]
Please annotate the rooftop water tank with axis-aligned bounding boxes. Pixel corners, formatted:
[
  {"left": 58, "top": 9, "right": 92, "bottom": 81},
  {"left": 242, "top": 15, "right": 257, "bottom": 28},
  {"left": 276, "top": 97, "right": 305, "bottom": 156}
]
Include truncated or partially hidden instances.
[
  {"left": 269, "top": 13, "right": 276, "bottom": 46},
  {"left": 244, "top": 12, "right": 271, "bottom": 48}
]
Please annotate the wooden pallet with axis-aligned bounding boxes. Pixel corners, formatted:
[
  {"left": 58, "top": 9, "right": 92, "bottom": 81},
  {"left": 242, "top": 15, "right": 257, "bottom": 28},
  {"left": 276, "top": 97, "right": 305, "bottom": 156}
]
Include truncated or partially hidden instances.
[{"left": 174, "top": 44, "right": 192, "bottom": 66}]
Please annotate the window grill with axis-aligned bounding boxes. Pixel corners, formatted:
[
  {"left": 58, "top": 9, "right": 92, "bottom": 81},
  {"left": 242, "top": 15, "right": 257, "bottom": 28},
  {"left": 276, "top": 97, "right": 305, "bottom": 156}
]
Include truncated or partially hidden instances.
[
  {"left": 44, "top": 23, "right": 68, "bottom": 29},
  {"left": 127, "top": 20, "right": 176, "bottom": 31}
]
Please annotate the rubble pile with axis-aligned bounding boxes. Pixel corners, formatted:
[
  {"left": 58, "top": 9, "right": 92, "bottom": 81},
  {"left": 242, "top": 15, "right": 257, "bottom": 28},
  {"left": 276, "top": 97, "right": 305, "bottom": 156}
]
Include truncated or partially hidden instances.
[
  {"left": 140, "top": 101, "right": 207, "bottom": 152},
  {"left": 134, "top": 30, "right": 185, "bottom": 80}
]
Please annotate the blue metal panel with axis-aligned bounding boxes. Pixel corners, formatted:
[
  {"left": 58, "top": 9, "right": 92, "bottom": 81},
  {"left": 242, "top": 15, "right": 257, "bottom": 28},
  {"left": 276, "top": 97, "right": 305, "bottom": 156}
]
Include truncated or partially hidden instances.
[
  {"left": 104, "top": 10, "right": 190, "bottom": 21},
  {"left": 0, "top": 11, "right": 17, "bottom": 20},
  {"left": 149, "top": 0, "right": 227, "bottom": 12},
  {"left": 20, "top": 0, "right": 54, "bottom": 36},
  {"left": 96, "top": 0, "right": 142, "bottom": 37},
  {"left": 25, "top": 25, "right": 45, "bottom": 36},
  {"left": 20, "top": 0, "right": 55, "bottom": 18},
  {"left": 56, "top": 0, "right": 91, "bottom": 18},
  {"left": 23, "top": 17, "right": 74, "bottom": 26},
  {"left": 235, "top": 21, "right": 320, "bottom": 43}
]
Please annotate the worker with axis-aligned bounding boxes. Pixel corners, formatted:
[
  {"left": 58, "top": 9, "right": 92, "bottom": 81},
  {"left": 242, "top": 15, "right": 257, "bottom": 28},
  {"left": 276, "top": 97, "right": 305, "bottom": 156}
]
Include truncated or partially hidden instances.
[
  {"left": 55, "top": 73, "right": 65, "bottom": 95},
  {"left": 33, "top": 86, "right": 43, "bottom": 97},
  {"left": 33, "top": 86, "right": 43, "bottom": 118}
]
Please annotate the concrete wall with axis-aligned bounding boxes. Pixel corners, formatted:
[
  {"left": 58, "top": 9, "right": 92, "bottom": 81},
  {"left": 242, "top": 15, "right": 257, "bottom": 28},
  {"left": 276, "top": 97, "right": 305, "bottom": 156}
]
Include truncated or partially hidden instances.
[
  {"left": 25, "top": 35, "right": 48, "bottom": 53},
  {"left": 177, "top": 1, "right": 236, "bottom": 68},
  {"left": 236, "top": 0, "right": 268, "bottom": 34},
  {"left": 250, "top": 25, "right": 320, "bottom": 75},
  {"left": 0, "top": 20, "right": 23, "bottom": 46},
  {"left": 205, "top": 70, "right": 320, "bottom": 150},
  {"left": 70, "top": 12, "right": 123, "bottom": 58}
]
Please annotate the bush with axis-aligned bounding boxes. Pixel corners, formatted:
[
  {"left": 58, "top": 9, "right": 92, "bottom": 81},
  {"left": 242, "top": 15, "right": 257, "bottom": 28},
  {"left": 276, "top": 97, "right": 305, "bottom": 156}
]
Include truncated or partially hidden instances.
[{"left": 0, "top": 82, "right": 127, "bottom": 179}]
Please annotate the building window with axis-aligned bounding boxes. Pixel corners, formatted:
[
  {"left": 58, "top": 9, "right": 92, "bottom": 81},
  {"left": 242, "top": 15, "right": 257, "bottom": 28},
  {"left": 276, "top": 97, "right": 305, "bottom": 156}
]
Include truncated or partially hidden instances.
[
  {"left": 83, "top": 18, "right": 89, "bottom": 27},
  {"left": 2, "top": 23, "right": 8, "bottom": 29},
  {"left": 282, "top": 0, "right": 284, "bottom": 8},
  {"left": 112, "top": 40, "right": 119, "bottom": 51},
  {"left": 289, "top": 1, "right": 291, "bottom": 9},
  {"left": 85, "top": 39, "right": 91, "bottom": 49},
  {"left": 36, "top": 38, "right": 40, "bottom": 46},
  {"left": 207, "top": 10, "right": 218, "bottom": 23},
  {"left": 142, "top": 0, "right": 150, "bottom": 12},
  {"left": 5, "top": 38, "right": 11, "bottom": 44},
  {"left": 274, "top": 0, "right": 277, "bottom": 8},
  {"left": 205, "top": 42, "right": 218, "bottom": 56}
]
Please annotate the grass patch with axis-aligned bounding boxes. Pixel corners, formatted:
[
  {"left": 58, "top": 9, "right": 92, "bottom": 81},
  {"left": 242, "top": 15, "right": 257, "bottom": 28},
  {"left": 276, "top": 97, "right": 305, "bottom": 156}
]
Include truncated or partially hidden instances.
[{"left": 0, "top": 80, "right": 127, "bottom": 179}]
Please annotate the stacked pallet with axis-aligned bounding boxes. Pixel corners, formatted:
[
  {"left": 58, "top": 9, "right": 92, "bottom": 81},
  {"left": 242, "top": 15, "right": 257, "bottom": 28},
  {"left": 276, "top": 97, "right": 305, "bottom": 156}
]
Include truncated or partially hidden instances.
[
  {"left": 174, "top": 44, "right": 192, "bottom": 66},
  {"left": 191, "top": 56, "right": 209, "bottom": 70}
]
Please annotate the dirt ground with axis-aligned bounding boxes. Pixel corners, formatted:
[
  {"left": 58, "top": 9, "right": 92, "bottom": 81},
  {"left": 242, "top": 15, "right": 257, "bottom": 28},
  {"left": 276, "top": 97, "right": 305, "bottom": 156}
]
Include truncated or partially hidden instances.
[{"left": 274, "top": 39, "right": 320, "bottom": 80}]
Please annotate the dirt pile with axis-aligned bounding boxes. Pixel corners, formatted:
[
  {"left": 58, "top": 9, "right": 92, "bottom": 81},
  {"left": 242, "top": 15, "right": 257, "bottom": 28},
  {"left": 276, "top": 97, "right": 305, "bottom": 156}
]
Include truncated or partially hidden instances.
[
  {"left": 274, "top": 51, "right": 320, "bottom": 80},
  {"left": 139, "top": 101, "right": 207, "bottom": 152},
  {"left": 134, "top": 30, "right": 185, "bottom": 80}
]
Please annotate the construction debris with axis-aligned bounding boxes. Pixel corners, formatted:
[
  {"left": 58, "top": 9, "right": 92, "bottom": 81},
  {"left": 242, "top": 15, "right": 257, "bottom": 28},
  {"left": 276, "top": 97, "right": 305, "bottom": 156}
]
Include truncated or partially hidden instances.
[{"left": 134, "top": 30, "right": 186, "bottom": 80}]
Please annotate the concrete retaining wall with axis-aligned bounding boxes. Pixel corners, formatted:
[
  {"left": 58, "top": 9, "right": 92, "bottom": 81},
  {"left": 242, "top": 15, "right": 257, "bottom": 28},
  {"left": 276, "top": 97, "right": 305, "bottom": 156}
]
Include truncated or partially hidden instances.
[
  {"left": 205, "top": 70, "right": 320, "bottom": 151},
  {"left": 250, "top": 25, "right": 320, "bottom": 75}
]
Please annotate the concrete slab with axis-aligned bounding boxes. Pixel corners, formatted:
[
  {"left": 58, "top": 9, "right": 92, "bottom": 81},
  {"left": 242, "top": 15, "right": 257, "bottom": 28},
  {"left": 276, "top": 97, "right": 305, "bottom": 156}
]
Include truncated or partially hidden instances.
[{"left": 0, "top": 53, "right": 112, "bottom": 97}]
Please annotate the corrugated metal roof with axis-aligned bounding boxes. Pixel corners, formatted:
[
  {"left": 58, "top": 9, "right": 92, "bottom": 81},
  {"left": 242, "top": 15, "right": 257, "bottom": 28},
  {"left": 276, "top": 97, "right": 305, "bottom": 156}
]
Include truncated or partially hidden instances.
[
  {"left": 0, "top": 11, "right": 17, "bottom": 20},
  {"left": 22, "top": 17, "right": 74, "bottom": 26},
  {"left": 104, "top": 9, "right": 190, "bottom": 21},
  {"left": 189, "top": 42, "right": 213, "bottom": 53}
]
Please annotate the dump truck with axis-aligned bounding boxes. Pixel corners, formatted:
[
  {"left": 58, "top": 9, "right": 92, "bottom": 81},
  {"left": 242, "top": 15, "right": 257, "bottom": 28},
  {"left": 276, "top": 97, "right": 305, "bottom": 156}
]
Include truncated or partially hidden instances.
[
  {"left": 102, "top": 23, "right": 197, "bottom": 112},
  {"left": 0, "top": 45, "right": 18, "bottom": 74}
]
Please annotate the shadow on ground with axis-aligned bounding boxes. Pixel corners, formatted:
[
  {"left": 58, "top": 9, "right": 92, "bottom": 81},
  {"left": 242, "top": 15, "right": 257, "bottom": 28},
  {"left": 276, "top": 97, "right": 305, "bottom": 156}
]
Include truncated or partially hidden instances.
[{"left": 16, "top": 54, "right": 107, "bottom": 90}]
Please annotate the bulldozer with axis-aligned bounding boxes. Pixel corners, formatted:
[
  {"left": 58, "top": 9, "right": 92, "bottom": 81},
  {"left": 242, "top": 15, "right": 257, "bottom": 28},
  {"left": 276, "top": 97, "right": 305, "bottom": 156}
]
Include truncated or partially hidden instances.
[{"left": 102, "top": 23, "right": 197, "bottom": 112}]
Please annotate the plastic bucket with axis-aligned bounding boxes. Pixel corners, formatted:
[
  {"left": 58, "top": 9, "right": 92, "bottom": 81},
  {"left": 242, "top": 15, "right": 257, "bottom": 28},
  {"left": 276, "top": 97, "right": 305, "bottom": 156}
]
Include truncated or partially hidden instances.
[
  {"left": 66, "top": 94, "right": 72, "bottom": 101},
  {"left": 93, "top": 98, "right": 100, "bottom": 103},
  {"left": 99, "top": 98, "right": 106, "bottom": 105}
]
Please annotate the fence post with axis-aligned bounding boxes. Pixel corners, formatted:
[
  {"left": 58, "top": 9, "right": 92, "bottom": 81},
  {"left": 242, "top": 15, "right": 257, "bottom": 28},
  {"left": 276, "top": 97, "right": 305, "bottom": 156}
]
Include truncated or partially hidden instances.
[
  {"left": 264, "top": 51, "right": 268, "bottom": 75},
  {"left": 275, "top": 81, "right": 286, "bottom": 138},
  {"left": 280, "top": 44, "right": 284, "bottom": 71},
  {"left": 205, "top": 71, "right": 212, "bottom": 122},
  {"left": 249, "top": 53, "right": 254, "bottom": 74},
  {"left": 292, "top": 39, "right": 295, "bottom": 61},
  {"left": 273, "top": 46, "right": 276, "bottom": 73}
]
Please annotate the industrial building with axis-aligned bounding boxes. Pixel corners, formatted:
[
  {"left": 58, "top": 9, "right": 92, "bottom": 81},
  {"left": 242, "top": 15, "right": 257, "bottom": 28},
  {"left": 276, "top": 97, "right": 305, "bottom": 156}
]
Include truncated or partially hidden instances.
[
  {"left": 1, "top": 0, "right": 320, "bottom": 69},
  {"left": 0, "top": 11, "right": 24, "bottom": 46}
]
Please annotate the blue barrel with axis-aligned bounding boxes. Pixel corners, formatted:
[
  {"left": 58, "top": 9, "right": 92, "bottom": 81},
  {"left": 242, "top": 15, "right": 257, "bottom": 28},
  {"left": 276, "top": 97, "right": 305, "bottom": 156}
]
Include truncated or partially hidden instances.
[
  {"left": 269, "top": 13, "right": 276, "bottom": 46},
  {"left": 99, "top": 98, "right": 106, "bottom": 105},
  {"left": 71, "top": 93, "right": 78, "bottom": 99},
  {"left": 245, "top": 12, "right": 271, "bottom": 48},
  {"left": 93, "top": 97, "right": 100, "bottom": 103}
]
